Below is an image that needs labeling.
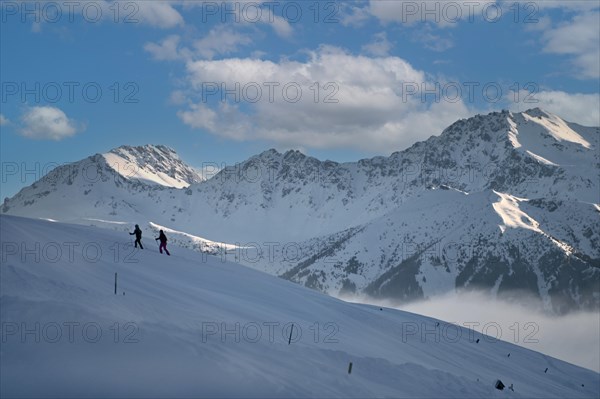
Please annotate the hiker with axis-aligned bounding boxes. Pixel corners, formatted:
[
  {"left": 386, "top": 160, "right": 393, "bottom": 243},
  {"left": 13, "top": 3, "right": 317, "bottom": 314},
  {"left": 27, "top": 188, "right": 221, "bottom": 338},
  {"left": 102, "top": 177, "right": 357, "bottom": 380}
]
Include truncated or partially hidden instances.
[
  {"left": 155, "top": 230, "right": 170, "bottom": 256},
  {"left": 129, "top": 224, "right": 143, "bottom": 249}
]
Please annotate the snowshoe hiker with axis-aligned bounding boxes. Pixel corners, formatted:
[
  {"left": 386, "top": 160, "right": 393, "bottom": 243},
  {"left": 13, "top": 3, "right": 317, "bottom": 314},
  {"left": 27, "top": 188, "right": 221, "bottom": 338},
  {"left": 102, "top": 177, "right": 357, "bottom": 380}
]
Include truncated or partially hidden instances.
[
  {"left": 129, "top": 224, "right": 143, "bottom": 249},
  {"left": 155, "top": 230, "right": 170, "bottom": 256}
]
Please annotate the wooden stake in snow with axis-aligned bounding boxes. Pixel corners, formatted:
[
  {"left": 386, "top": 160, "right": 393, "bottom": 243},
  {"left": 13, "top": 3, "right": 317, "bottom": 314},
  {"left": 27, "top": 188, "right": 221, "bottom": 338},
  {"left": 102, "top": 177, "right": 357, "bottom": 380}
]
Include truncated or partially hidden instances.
[
  {"left": 348, "top": 362, "right": 353, "bottom": 374},
  {"left": 114, "top": 273, "right": 117, "bottom": 295},
  {"left": 288, "top": 324, "right": 294, "bottom": 345}
]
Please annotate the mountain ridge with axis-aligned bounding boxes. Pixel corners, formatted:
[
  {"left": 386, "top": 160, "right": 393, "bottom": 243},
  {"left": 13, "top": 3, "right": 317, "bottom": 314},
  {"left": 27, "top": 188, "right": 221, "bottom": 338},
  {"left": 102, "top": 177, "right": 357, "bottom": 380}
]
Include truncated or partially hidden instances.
[{"left": 2, "top": 108, "right": 598, "bottom": 313}]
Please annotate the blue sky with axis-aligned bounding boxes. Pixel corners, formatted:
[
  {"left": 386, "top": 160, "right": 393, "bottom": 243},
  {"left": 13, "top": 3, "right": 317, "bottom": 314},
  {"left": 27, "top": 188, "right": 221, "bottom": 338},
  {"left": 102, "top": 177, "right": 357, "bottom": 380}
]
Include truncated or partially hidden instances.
[{"left": 1, "top": 0, "right": 599, "bottom": 198}]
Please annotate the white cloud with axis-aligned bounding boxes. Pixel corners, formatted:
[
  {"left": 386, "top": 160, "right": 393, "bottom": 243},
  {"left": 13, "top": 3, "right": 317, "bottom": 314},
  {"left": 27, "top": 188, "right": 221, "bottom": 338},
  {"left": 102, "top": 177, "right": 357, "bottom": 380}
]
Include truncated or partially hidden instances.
[
  {"left": 507, "top": 90, "right": 600, "bottom": 127},
  {"left": 260, "top": 10, "right": 293, "bottom": 38},
  {"left": 178, "top": 103, "right": 218, "bottom": 131},
  {"left": 251, "top": 50, "right": 267, "bottom": 59},
  {"left": 144, "top": 35, "right": 187, "bottom": 61},
  {"left": 412, "top": 28, "right": 454, "bottom": 52},
  {"left": 368, "top": 0, "right": 497, "bottom": 27},
  {"left": 193, "top": 25, "right": 253, "bottom": 60},
  {"left": 0, "top": 114, "right": 9, "bottom": 126},
  {"left": 177, "top": 46, "right": 474, "bottom": 152},
  {"left": 340, "top": 4, "right": 371, "bottom": 27},
  {"left": 145, "top": 26, "right": 253, "bottom": 61},
  {"left": 21, "top": 1, "right": 184, "bottom": 31},
  {"left": 524, "top": 16, "right": 551, "bottom": 33},
  {"left": 19, "top": 106, "right": 82, "bottom": 140},
  {"left": 179, "top": 102, "right": 253, "bottom": 141},
  {"left": 133, "top": 1, "right": 184, "bottom": 29},
  {"left": 168, "top": 90, "right": 188, "bottom": 105},
  {"left": 362, "top": 32, "right": 393, "bottom": 56},
  {"left": 541, "top": 12, "right": 600, "bottom": 79},
  {"left": 345, "top": 0, "right": 531, "bottom": 28},
  {"left": 532, "top": 1, "right": 600, "bottom": 11},
  {"left": 179, "top": 0, "right": 292, "bottom": 37}
]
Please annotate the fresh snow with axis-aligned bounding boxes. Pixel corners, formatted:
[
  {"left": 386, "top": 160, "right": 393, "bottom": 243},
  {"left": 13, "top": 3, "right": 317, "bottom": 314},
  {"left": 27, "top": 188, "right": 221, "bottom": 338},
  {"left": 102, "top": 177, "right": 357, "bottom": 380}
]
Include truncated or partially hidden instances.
[
  {"left": 1, "top": 215, "right": 598, "bottom": 398},
  {"left": 103, "top": 144, "right": 204, "bottom": 188},
  {"left": 147, "top": 221, "right": 240, "bottom": 254},
  {"left": 492, "top": 191, "right": 540, "bottom": 234},
  {"left": 525, "top": 150, "right": 559, "bottom": 166},
  {"left": 521, "top": 111, "right": 592, "bottom": 149}
]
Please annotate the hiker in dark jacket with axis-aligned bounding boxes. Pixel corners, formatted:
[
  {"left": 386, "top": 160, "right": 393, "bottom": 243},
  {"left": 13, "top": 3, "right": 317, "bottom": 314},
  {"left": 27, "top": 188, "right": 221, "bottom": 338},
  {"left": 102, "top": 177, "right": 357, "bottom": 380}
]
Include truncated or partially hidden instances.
[
  {"left": 129, "top": 224, "right": 143, "bottom": 249},
  {"left": 155, "top": 230, "right": 170, "bottom": 256}
]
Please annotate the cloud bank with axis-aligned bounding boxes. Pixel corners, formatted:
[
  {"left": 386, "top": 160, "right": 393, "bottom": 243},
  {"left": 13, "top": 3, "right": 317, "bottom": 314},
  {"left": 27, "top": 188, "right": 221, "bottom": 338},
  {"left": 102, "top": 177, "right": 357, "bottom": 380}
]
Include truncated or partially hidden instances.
[
  {"left": 342, "top": 291, "right": 600, "bottom": 373},
  {"left": 176, "top": 46, "right": 473, "bottom": 152}
]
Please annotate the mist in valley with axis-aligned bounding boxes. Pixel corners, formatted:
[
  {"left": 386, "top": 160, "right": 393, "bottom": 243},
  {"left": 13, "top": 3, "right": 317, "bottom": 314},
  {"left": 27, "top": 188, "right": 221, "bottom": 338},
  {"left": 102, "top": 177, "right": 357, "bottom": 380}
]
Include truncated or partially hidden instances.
[{"left": 341, "top": 291, "right": 600, "bottom": 372}]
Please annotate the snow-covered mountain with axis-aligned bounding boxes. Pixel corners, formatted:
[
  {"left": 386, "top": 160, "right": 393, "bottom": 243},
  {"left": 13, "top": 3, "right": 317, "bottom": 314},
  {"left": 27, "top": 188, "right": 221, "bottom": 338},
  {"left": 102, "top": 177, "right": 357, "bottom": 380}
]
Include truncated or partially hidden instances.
[
  {"left": 2, "top": 109, "right": 598, "bottom": 313},
  {"left": 103, "top": 144, "right": 205, "bottom": 188},
  {"left": 1, "top": 215, "right": 598, "bottom": 398}
]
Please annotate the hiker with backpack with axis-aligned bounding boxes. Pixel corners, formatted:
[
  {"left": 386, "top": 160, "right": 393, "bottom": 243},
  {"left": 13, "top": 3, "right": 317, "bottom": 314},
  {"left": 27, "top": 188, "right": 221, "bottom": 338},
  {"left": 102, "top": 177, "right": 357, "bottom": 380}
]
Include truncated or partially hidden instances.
[
  {"left": 155, "top": 230, "right": 170, "bottom": 256},
  {"left": 129, "top": 224, "right": 143, "bottom": 249}
]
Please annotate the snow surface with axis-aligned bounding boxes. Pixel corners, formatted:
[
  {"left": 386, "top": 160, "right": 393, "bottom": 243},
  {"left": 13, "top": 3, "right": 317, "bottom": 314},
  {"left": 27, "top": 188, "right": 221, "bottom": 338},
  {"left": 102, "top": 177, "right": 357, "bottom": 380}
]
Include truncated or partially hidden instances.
[
  {"left": 492, "top": 191, "right": 541, "bottom": 234},
  {"left": 521, "top": 111, "right": 591, "bottom": 149},
  {"left": 103, "top": 144, "right": 203, "bottom": 188},
  {"left": 1, "top": 215, "right": 599, "bottom": 398}
]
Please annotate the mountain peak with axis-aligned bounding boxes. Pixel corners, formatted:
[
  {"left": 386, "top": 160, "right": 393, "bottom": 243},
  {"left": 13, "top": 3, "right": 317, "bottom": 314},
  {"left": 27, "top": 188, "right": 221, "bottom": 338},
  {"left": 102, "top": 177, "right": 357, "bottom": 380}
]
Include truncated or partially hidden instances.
[
  {"left": 522, "top": 107, "right": 548, "bottom": 118},
  {"left": 255, "top": 148, "right": 281, "bottom": 159},
  {"left": 283, "top": 149, "right": 308, "bottom": 162},
  {"left": 251, "top": 148, "right": 310, "bottom": 164},
  {"left": 108, "top": 144, "right": 179, "bottom": 159},
  {"left": 103, "top": 144, "right": 203, "bottom": 188}
]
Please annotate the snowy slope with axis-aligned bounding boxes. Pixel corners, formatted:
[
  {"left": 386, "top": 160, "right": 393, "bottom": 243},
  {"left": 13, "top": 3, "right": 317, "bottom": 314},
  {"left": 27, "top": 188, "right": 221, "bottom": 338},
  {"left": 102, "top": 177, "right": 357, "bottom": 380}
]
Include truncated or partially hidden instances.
[
  {"left": 1, "top": 108, "right": 598, "bottom": 313},
  {"left": 0, "top": 144, "right": 202, "bottom": 227},
  {"left": 269, "top": 188, "right": 599, "bottom": 314},
  {"left": 103, "top": 144, "right": 204, "bottom": 188},
  {"left": 1, "top": 215, "right": 598, "bottom": 398}
]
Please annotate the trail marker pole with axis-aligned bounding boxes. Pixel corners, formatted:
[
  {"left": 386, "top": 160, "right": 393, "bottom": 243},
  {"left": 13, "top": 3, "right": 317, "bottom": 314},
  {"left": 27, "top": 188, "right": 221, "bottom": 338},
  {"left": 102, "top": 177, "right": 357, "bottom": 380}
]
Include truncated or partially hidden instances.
[
  {"left": 114, "top": 273, "right": 117, "bottom": 295},
  {"left": 288, "top": 324, "right": 294, "bottom": 345}
]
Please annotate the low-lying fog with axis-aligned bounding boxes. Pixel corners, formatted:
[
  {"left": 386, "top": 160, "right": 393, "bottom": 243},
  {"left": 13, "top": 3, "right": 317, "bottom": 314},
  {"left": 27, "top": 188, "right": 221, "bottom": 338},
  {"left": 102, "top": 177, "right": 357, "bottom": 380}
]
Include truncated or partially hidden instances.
[{"left": 342, "top": 291, "right": 600, "bottom": 372}]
